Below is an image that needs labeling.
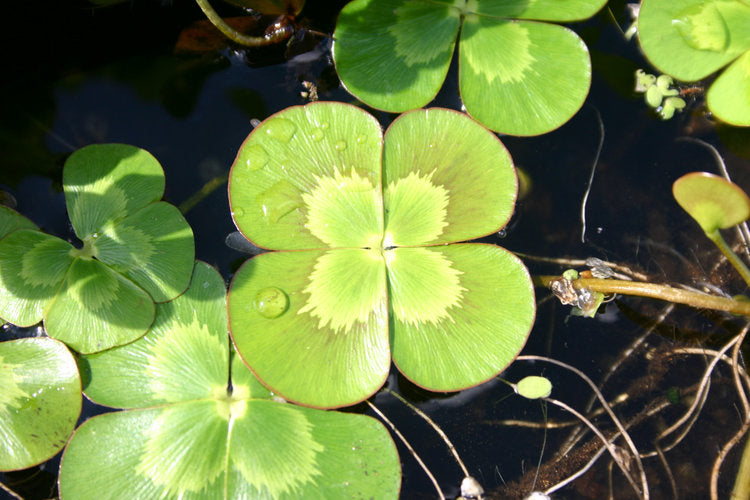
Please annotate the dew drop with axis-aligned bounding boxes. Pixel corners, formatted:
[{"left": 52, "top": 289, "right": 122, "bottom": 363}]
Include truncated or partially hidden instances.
[
  {"left": 334, "top": 140, "right": 347, "bottom": 151},
  {"left": 355, "top": 134, "right": 367, "bottom": 144},
  {"left": 255, "top": 287, "right": 289, "bottom": 318},
  {"left": 256, "top": 179, "right": 302, "bottom": 223},
  {"left": 263, "top": 117, "right": 297, "bottom": 143},
  {"left": 239, "top": 144, "right": 269, "bottom": 171},
  {"left": 311, "top": 127, "right": 325, "bottom": 141},
  {"left": 233, "top": 207, "right": 246, "bottom": 218},
  {"left": 320, "top": 122, "right": 329, "bottom": 130}
]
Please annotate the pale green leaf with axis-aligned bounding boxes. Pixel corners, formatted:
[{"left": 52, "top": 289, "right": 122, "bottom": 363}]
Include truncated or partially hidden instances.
[
  {"left": 229, "top": 102, "right": 384, "bottom": 250},
  {"left": 459, "top": 18, "right": 591, "bottom": 135},
  {"left": 383, "top": 108, "right": 517, "bottom": 244},
  {"left": 229, "top": 250, "right": 390, "bottom": 408},
  {"left": 391, "top": 244, "right": 534, "bottom": 391},
  {"left": 707, "top": 50, "right": 750, "bottom": 126},
  {"left": 473, "top": 0, "right": 607, "bottom": 21},
  {"left": 63, "top": 143, "right": 165, "bottom": 239},
  {"left": 0, "top": 338, "right": 81, "bottom": 471},
  {"left": 60, "top": 403, "right": 229, "bottom": 499},
  {"left": 93, "top": 201, "right": 195, "bottom": 302},
  {"left": 61, "top": 400, "right": 400, "bottom": 499},
  {"left": 332, "top": 0, "right": 460, "bottom": 112},
  {"left": 83, "top": 261, "right": 228, "bottom": 408},
  {"left": 0, "top": 230, "right": 73, "bottom": 326},
  {"left": 638, "top": 0, "right": 750, "bottom": 81},
  {"left": 516, "top": 375, "right": 552, "bottom": 399},
  {"left": 386, "top": 247, "right": 465, "bottom": 326},
  {"left": 673, "top": 172, "right": 750, "bottom": 233},
  {"left": 45, "top": 258, "right": 155, "bottom": 353}
]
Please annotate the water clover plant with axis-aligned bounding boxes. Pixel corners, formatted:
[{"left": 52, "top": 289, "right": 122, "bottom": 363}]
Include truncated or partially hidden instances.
[
  {"left": 332, "top": 0, "right": 606, "bottom": 136},
  {"left": 228, "top": 102, "right": 536, "bottom": 409},
  {"left": 673, "top": 171, "right": 750, "bottom": 286},
  {"left": 61, "top": 261, "right": 400, "bottom": 498},
  {"left": 0, "top": 337, "right": 81, "bottom": 471},
  {"left": 0, "top": 144, "right": 195, "bottom": 353},
  {"left": 638, "top": 0, "right": 750, "bottom": 125}
]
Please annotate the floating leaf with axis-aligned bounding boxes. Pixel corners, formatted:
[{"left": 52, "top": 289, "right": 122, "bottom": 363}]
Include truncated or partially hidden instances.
[
  {"left": 0, "top": 206, "right": 37, "bottom": 240},
  {"left": 0, "top": 144, "right": 194, "bottom": 352},
  {"left": 638, "top": 0, "right": 750, "bottom": 125},
  {"left": 229, "top": 102, "right": 535, "bottom": 408},
  {"left": 0, "top": 338, "right": 81, "bottom": 471},
  {"left": 516, "top": 375, "right": 552, "bottom": 400},
  {"left": 672, "top": 171, "right": 750, "bottom": 233},
  {"left": 64, "top": 262, "right": 400, "bottom": 498},
  {"left": 333, "top": 0, "right": 605, "bottom": 135}
]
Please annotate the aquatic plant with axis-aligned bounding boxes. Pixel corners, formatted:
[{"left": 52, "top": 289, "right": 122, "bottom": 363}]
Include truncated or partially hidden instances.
[
  {"left": 332, "top": 0, "right": 606, "bottom": 136},
  {"left": 0, "top": 337, "right": 81, "bottom": 471},
  {"left": 60, "top": 262, "right": 400, "bottom": 498},
  {"left": 228, "top": 101, "right": 536, "bottom": 408},
  {"left": 634, "top": 69, "right": 687, "bottom": 120},
  {"left": 0, "top": 144, "right": 195, "bottom": 354},
  {"left": 638, "top": 0, "right": 750, "bottom": 125}
]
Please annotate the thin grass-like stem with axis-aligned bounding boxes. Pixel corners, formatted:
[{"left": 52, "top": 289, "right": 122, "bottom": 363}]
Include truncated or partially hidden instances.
[
  {"left": 365, "top": 400, "right": 445, "bottom": 500},
  {"left": 383, "top": 389, "right": 471, "bottom": 479},
  {"left": 518, "top": 355, "right": 649, "bottom": 499}
]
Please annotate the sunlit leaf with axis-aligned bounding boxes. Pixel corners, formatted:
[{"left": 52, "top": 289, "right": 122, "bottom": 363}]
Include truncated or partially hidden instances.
[
  {"left": 333, "top": 0, "right": 603, "bottom": 134},
  {"left": 0, "top": 338, "right": 81, "bottom": 471},
  {"left": 229, "top": 102, "right": 535, "bottom": 407},
  {"left": 64, "top": 262, "right": 400, "bottom": 498}
]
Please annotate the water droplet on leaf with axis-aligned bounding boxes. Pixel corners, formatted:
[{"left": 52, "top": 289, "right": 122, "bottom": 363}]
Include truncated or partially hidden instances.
[
  {"left": 263, "top": 117, "right": 297, "bottom": 143},
  {"left": 355, "top": 134, "right": 366, "bottom": 144},
  {"left": 255, "top": 287, "right": 289, "bottom": 318},
  {"left": 233, "top": 207, "right": 245, "bottom": 218},
  {"left": 334, "top": 140, "right": 347, "bottom": 151},
  {"left": 256, "top": 179, "right": 302, "bottom": 223},
  {"left": 311, "top": 128, "right": 324, "bottom": 141},
  {"left": 238, "top": 144, "right": 269, "bottom": 171}
]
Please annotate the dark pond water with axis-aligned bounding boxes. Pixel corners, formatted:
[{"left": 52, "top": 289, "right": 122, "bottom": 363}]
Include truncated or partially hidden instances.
[{"left": 3, "top": 1, "right": 750, "bottom": 498}]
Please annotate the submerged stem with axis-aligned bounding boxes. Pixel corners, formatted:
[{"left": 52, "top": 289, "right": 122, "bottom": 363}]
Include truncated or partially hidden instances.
[
  {"left": 193, "top": 0, "right": 274, "bottom": 47},
  {"left": 706, "top": 230, "right": 750, "bottom": 289}
]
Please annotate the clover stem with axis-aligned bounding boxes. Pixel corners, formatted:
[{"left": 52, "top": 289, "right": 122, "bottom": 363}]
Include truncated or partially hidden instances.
[
  {"left": 535, "top": 276, "right": 750, "bottom": 316},
  {"left": 193, "top": 0, "right": 271, "bottom": 47},
  {"left": 705, "top": 229, "right": 750, "bottom": 289}
]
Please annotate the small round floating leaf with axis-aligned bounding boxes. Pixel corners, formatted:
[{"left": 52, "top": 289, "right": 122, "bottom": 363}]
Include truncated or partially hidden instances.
[
  {"left": 672, "top": 172, "right": 750, "bottom": 234},
  {"left": 516, "top": 376, "right": 552, "bottom": 399},
  {"left": 332, "top": 0, "right": 460, "bottom": 112},
  {"left": 0, "top": 338, "right": 81, "bottom": 471},
  {"left": 254, "top": 286, "right": 288, "bottom": 318}
]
